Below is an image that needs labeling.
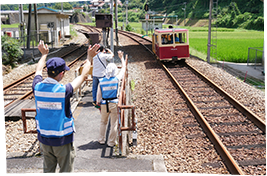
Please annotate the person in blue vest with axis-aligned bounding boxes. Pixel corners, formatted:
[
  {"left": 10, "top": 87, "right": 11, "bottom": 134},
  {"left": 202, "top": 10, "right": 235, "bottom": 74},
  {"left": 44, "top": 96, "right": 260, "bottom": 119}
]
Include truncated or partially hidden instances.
[
  {"left": 32, "top": 40, "right": 100, "bottom": 173},
  {"left": 96, "top": 50, "right": 126, "bottom": 147},
  {"left": 92, "top": 44, "right": 114, "bottom": 105}
]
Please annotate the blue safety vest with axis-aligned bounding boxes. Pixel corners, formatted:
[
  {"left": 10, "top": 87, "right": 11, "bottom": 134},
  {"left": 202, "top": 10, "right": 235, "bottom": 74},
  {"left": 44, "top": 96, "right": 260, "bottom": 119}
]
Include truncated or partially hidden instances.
[
  {"left": 34, "top": 82, "right": 75, "bottom": 138},
  {"left": 99, "top": 77, "right": 119, "bottom": 112},
  {"left": 99, "top": 77, "right": 119, "bottom": 102}
]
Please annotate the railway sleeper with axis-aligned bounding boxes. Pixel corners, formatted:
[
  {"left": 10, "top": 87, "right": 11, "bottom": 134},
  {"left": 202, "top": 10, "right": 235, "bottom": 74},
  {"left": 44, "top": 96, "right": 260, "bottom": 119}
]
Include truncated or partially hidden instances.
[
  {"left": 237, "top": 159, "right": 266, "bottom": 166},
  {"left": 226, "top": 143, "right": 266, "bottom": 149},
  {"left": 183, "top": 121, "right": 250, "bottom": 128},
  {"left": 218, "top": 130, "right": 263, "bottom": 137}
]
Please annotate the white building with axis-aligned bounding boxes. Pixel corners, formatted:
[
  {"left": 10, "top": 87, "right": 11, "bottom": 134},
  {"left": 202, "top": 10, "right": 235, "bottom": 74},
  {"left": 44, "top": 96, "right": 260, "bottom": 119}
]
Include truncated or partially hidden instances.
[{"left": 24, "top": 6, "right": 70, "bottom": 45}]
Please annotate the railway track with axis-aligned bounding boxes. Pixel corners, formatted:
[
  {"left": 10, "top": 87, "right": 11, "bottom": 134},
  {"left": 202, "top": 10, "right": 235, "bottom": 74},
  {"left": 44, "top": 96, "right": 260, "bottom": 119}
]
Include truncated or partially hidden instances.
[
  {"left": 163, "top": 62, "right": 265, "bottom": 174},
  {"left": 111, "top": 27, "right": 266, "bottom": 174},
  {"left": 4, "top": 25, "right": 101, "bottom": 118},
  {"left": 4, "top": 41, "right": 90, "bottom": 117}
]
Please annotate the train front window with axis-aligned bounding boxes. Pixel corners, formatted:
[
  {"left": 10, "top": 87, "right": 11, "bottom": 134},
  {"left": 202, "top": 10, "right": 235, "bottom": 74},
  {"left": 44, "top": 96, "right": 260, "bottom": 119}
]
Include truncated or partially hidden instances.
[
  {"left": 174, "top": 32, "right": 187, "bottom": 44},
  {"left": 161, "top": 34, "right": 167, "bottom": 44},
  {"left": 161, "top": 34, "right": 173, "bottom": 45}
]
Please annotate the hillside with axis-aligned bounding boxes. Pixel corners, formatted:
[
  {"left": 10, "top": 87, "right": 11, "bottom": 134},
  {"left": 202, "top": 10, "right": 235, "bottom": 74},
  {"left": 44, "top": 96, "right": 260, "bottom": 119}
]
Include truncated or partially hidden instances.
[{"left": 1, "top": 0, "right": 264, "bottom": 30}]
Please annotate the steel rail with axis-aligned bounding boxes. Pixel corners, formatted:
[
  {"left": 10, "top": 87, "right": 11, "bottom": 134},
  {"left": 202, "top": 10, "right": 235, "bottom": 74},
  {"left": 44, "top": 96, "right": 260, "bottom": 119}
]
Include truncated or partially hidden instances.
[
  {"left": 117, "top": 30, "right": 153, "bottom": 55},
  {"left": 4, "top": 44, "right": 89, "bottom": 109},
  {"left": 4, "top": 45, "right": 83, "bottom": 92},
  {"left": 187, "top": 62, "right": 266, "bottom": 133},
  {"left": 160, "top": 62, "right": 245, "bottom": 174}
]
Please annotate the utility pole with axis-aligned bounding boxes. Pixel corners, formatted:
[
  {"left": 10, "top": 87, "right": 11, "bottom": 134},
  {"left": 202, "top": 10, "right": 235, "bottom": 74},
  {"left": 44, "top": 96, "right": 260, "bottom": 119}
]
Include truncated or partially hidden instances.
[
  {"left": 206, "top": 0, "right": 213, "bottom": 63},
  {"left": 126, "top": 0, "right": 128, "bottom": 25},
  {"left": 182, "top": 2, "right": 186, "bottom": 26},
  {"left": 34, "top": 4, "right": 39, "bottom": 43},
  {"left": 115, "top": 0, "right": 118, "bottom": 46},
  {"left": 110, "top": 0, "right": 114, "bottom": 52},
  {"left": 19, "top": 4, "right": 24, "bottom": 39},
  {"left": 61, "top": 2, "right": 65, "bottom": 41},
  {"left": 27, "top": 4, "right": 32, "bottom": 49},
  {"left": 184, "top": 2, "right": 186, "bottom": 26},
  {"left": 61, "top": 2, "right": 63, "bottom": 12},
  {"left": 144, "top": 3, "right": 149, "bottom": 35}
]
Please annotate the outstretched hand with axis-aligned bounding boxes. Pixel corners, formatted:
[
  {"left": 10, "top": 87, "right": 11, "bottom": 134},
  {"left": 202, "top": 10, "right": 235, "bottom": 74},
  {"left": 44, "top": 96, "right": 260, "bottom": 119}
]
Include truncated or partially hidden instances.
[
  {"left": 118, "top": 50, "right": 124, "bottom": 60},
  {"left": 87, "top": 44, "right": 100, "bottom": 62},
  {"left": 38, "top": 40, "right": 49, "bottom": 55}
]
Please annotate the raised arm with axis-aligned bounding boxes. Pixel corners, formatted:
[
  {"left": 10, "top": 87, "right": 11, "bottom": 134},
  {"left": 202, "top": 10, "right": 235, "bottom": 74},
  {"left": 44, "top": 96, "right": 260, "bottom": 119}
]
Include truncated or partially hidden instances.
[
  {"left": 116, "top": 50, "right": 126, "bottom": 80},
  {"left": 105, "top": 48, "right": 114, "bottom": 58},
  {"left": 36, "top": 40, "right": 49, "bottom": 76},
  {"left": 71, "top": 44, "right": 100, "bottom": 92}
]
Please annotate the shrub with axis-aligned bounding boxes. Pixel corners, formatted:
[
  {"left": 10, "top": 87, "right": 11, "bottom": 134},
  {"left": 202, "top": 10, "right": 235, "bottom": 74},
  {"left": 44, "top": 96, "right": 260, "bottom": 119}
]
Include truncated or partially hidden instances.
[
  {"left": 1, "top": 35, "right": 23, "bottom": 68},
  {"left": 126, "top": 24, "right": 133, "bottom": 31}
]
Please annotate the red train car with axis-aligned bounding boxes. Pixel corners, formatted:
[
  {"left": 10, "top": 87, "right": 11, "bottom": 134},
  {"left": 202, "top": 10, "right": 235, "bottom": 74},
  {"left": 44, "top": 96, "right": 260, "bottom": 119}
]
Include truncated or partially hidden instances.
[{"left": 152, "top": 28, "right": 189, "bottom": 62}]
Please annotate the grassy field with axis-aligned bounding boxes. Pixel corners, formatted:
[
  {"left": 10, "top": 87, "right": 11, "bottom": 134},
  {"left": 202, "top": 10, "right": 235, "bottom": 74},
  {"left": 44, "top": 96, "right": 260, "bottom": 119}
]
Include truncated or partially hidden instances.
[
  {"left": 188, "top": 29, "right": 264, "bottom": 63},
  {"left": 1, "top": 23, "right": 20, "bottom": 29}
]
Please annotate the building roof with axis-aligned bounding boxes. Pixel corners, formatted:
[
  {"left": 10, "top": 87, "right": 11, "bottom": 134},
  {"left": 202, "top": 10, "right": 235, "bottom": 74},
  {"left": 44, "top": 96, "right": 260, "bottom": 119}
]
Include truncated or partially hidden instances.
[
  {"left": 154, "top": 28, "right": 188, "bottom": 33},
  {"left": 35, "top": 6, "right": 59, "bottom": 13},
  {"left": 1, "top": 7, "right": 70, "bottom": 16}
]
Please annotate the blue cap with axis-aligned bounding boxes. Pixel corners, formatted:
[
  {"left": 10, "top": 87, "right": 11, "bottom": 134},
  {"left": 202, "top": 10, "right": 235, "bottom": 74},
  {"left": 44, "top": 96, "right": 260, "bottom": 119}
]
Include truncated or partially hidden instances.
[{"left": 46, "top": 57, "right": 70, "bottom": 76}]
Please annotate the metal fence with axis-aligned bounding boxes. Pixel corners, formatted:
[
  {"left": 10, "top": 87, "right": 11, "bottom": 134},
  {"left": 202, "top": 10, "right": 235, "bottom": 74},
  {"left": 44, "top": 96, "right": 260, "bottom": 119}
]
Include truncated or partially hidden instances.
[
  {"left": 247, "top": 47, "right": 263, "bottom": 67},
  {"left": 3, "top": 30, "right": 55, "bottom": 61}
]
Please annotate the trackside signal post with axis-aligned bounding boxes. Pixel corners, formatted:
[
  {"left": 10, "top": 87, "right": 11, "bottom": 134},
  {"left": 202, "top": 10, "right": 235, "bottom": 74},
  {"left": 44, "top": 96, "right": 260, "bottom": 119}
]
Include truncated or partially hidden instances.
[{"left": 95, "top": 13, "right": 113, "bottom": 48}]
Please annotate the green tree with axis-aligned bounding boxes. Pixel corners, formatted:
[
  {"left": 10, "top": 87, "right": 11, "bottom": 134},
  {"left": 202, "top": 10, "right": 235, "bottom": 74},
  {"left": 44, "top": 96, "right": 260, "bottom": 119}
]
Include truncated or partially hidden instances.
[
  {"left": 1, "top": 35, "right": 24, "bottom": 68},
  {"left": 54, "top": 2, "right": 73, "bottom": 10},
  {"left": 1, "top": 4, "right": 10, "bottom": 10}
]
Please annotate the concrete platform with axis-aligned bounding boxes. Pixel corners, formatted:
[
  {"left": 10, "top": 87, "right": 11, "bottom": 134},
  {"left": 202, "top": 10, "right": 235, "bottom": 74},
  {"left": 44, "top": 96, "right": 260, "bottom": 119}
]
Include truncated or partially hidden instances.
[{"left": 6, "top": 88, "right": 167, "bottom": 173}]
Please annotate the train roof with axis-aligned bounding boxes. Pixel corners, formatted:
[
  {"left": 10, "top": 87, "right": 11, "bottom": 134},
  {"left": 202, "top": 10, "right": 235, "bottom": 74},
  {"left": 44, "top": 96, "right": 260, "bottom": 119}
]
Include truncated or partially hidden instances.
[{"left": 154, "top": 28, "right": 188, "bottom": 33}]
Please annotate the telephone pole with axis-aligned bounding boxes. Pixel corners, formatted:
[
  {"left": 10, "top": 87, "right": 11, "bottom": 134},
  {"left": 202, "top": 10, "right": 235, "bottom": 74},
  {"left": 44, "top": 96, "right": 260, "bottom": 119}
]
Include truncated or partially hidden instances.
[
  {"left": 34, "top": 4, "right": 39, "bottom": 43},
  {"left": 110, "top": 0, "right": 114, "bottom": 52},
  {"left": 184, "top": 2, "right": 186, "bottom": 26},
  {"left": 115, "top": 0, "right": 118, "bottom": 46},
  {"left": 19, "top": 4, "right": 24, "bottom": 39},
  {"left": 126, "top": 0, "right": 128, "bottom": 25},
  {"left": 206, "top": 0, "right": 212, "bottom": 63},
  {"left": 27, "top": 4, "right": 32, "bottom": 49}
]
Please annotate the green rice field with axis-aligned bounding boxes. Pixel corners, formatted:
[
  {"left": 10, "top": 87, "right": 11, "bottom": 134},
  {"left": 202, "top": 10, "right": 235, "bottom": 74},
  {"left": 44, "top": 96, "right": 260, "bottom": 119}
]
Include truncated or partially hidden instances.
[{"left": 188, "top": 28, "right": 264, "bottom": 63}]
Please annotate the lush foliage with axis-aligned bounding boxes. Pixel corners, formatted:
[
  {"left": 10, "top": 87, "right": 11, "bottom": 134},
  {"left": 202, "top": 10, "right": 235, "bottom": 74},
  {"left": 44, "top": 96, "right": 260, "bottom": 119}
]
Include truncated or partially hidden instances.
[
  {"left": 1, "top": 35, "right": 24, "bottom": 68},
  {"left": 125, "top": 24, "right": 133, "bottom": 31},
  {"left": 53, "top": 2, "right": 73, "bottom": 10},
  {"left": 216, "top": 2, "right": 263, "bottom": 31},
  {"left": 2, "top": 0, "right": 263, "bottom": 30}
]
